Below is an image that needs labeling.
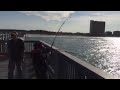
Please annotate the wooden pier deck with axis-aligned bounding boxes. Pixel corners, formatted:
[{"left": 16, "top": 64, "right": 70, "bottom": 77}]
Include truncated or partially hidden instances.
[
  {"left": 0, "top": 55, "right": 36, "bottom": 79},
  {"left": 0, "top": 60, "right": 8, "bottom": 79}
]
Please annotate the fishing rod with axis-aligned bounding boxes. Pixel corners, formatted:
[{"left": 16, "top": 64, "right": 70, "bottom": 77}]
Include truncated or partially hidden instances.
[
  {"left": 45, "top": 15, "right": 72, "bottom": 78},
  {"left": 50, "top": 15, "right": 72, "bottom": 49}
]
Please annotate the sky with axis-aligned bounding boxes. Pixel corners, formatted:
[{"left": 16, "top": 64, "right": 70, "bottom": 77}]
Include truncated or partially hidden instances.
[{"left": 0, "top": 11, "right": 120, "bottom": 33}]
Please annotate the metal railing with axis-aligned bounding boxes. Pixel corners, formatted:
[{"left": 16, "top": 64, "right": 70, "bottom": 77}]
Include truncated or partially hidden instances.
[
  {"left": 0, "top": 40, "right": 8, "bottom": 55},
  {"left": 0, "top": 40, "right": 119, "bottom": 79},
  {"left": 40, "top": 40, "right": 119, "bottom": 79},
  {"left": 0, "top": 40, "right": 37, "bottom": 54}
]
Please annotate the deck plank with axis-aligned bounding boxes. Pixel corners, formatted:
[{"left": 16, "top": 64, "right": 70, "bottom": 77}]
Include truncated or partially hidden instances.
[
  {"left": 0, "top": 60, "right": 8, "bottom": 79},
  {"left": 0, "top": 56, "right": 36, "bottom": 79}
]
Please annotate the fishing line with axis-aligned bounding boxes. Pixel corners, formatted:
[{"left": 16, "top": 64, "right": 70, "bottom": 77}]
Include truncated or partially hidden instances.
[{"left": 50, "top": 15, "right": 72, "bottom": 48}]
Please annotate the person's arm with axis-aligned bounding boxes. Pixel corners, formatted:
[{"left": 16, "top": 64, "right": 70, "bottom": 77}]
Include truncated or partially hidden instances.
[
  {"left": 19, "top": 39, "right": 25, "bottom": 58},
  {"left": 21, "top": 40, "right": 25, "bottom": 51}
]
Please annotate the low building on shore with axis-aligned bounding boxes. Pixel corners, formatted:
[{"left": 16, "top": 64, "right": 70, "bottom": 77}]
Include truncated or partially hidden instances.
[{"left": 113, "top": 31, "right": 120, "bottom": 37}]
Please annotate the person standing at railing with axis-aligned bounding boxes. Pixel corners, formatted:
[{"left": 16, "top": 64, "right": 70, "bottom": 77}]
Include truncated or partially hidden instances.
[
  {"left": 31, "top": 41, "right": 48, "bottom": 79},
  {"left": 7, "top": 31, "right": 25, "bottom": 79}
]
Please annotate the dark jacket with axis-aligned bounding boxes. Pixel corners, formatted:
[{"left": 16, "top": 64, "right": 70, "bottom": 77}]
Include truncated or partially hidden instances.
[
  {"left": 7, "top": 38, "right": 25, "bottom": 59},
  {"left": 31, "top": 47, "right": 47, "bottom": 71}
]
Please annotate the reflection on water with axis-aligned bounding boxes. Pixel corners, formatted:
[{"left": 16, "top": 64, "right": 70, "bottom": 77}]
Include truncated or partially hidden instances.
[{"left": 25, "top": 34, "right": 120, "bottom": 77}]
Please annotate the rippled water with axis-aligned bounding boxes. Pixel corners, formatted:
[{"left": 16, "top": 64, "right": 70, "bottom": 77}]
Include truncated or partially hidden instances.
[{"left": 25, "top": 34, "right": 120, "bottom": 77}]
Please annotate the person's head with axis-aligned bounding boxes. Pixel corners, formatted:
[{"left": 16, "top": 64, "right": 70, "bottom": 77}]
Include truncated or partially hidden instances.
[
  {"left": 10, "top": 31, "right": 18, "bottom": 40},
  {"left": 34, "top": 41, "right": 43, "bottom": 49}
]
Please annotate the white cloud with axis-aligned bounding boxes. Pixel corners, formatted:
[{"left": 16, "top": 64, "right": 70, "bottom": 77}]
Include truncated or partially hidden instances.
[
  {"left": 17, "top": 11, "right": 120, "bottom": 33},
  {"left": 18, "top": 11, "right": 75, "bottom": 21}
]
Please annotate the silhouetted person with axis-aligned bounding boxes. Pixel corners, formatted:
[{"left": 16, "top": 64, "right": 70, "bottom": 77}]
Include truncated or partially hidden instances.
[
  {"left": 7, "top": 32, "right": 25, "bottom": 79},
  {"left": 31, "top": 41, "right": 48, "bottom": 79}
]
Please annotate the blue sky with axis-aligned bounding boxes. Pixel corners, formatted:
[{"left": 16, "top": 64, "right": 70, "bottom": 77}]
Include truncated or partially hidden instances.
[{"left": 0, "top": 11, "right": 120, "bottom": 33}]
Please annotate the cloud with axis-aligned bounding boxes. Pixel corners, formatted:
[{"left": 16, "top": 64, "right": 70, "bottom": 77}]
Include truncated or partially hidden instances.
[
  {"left": 17, "top": 11, "right": 120, "bottom": 33},
  {"left": 18, "top": 11, "right": 75, "bottom": 21}
]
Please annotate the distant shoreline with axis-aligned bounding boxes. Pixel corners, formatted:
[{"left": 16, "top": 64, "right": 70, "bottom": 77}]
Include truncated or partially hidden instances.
[{"left": 0, "top": 29, "right": 120, "bottom": 37}]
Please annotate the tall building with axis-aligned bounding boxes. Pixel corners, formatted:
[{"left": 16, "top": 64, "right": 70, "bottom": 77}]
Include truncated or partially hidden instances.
[{"left": 90, "top": 20, "right": 105, "bottom": 36}]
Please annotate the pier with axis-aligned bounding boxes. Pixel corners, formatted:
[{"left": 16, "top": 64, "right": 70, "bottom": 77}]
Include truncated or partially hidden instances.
[{"left": 0, "top": 34, "right": 119, "bottom": 79}]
